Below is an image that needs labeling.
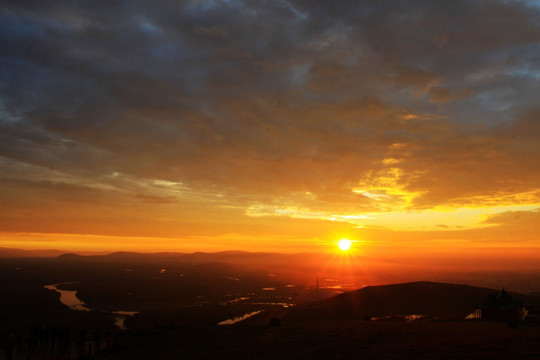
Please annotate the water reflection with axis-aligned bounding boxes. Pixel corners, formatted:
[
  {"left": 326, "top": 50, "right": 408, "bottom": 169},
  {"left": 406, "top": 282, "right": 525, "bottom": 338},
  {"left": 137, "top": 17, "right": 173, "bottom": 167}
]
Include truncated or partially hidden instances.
[
  {"left": 370, "top": 314, "right": 424, "bottom": 321},
  {"left": 225, "top": 296, "right": 251, "bottom": 304},
  {"left": 218, "top": 311, "right": 262, "bottom": 325},
  {"left": 44, "top": 283, "right": 92, "bottom": 311},
  {"left": 44, "top": 283, "right": 139, "bottom": 329},
  {"left": 112, "top": 311, "right": 139, "bottom": 329},
  {"left": 251, "top": 302, "right": 294, "bottom": 308}
]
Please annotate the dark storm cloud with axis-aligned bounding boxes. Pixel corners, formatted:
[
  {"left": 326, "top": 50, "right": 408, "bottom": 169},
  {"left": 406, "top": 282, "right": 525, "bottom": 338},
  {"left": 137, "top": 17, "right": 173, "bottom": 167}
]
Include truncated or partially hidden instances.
[{"left": 1, "top": 0, "right": 540, "bottom": 219}]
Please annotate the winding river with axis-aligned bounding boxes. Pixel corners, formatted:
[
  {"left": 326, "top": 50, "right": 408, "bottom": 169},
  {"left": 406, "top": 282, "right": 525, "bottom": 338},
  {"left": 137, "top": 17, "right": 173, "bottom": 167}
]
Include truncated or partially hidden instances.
[
  {"left": 44, "top": 283, "right": 138, "bottom": 330},
  {"left": 218, "top": 310, "right": 262, "bottom": 325}
]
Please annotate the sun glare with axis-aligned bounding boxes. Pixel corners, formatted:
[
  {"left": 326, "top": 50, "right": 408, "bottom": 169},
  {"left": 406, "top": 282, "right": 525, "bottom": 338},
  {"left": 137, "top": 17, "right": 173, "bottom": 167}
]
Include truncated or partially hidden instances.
[{"left": 338, "top": 239, "right": 352, "bottom": 251}]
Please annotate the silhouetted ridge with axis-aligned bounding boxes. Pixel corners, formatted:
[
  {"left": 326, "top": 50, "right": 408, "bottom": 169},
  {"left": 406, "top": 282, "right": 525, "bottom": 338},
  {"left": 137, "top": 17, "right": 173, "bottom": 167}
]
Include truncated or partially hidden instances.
[
  {"left": 57, "top": 253, "right": 84, "bottom": 260},
  {"left": 105, "top": 251, "right": 144, "bottom": 258},
  {"left": 287, "top": 281, "right": 533, "bottom": 321},
  {"left": 0, "top": 247, "right": 65, "bottom": 258}
]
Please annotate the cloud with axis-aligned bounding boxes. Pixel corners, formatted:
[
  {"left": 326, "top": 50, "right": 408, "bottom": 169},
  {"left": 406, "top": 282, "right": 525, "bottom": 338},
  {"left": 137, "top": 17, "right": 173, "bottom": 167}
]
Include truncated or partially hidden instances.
[
  {"left": 428, "top": 86, "right": 472, "bottom": 104},
  {"left": 1, "top": 0, "right": 540, "bottom": 244},
  {"left": 484, "top": 208, "right": 540, "bottom": 228}
]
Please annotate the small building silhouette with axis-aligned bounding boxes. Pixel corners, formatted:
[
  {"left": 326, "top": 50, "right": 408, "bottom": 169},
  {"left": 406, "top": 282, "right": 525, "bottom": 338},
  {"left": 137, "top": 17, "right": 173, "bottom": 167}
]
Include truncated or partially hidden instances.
[{"left": 478, "top": 289, "right": 525, "bottom": 321}]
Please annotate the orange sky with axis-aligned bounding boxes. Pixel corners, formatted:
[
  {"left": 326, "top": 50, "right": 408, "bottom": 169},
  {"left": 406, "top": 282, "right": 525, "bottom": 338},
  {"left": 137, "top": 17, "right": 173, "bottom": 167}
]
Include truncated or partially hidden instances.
[{"left": 1, "top": 0, "right": 540, "bottom": 267}]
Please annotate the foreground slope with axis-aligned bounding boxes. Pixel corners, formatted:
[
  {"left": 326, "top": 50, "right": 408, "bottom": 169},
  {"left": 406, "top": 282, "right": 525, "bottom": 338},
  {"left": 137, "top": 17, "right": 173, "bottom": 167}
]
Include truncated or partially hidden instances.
[
  {"left": 96, "top": 321, "right": 540, "bottom": 360},
  {"left": 90, "top": 282, "right": 540, "bottom": 359}
]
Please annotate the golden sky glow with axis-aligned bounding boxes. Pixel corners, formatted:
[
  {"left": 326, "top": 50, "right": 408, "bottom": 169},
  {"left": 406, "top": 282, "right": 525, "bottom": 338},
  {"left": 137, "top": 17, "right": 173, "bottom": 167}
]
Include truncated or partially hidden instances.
[{"left": 1, "top": 0, "right": 540, "bottom": 270}]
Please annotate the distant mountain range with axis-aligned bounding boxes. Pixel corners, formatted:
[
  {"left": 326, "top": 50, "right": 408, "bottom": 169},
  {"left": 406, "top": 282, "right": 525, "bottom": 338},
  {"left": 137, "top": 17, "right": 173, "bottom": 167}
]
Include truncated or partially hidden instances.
[
  {"left": 5, "top": 248, "right": 540, "bottom": 295},
  {"left": 53, "top": 250, "right": 326, "bottom": 267},
  {"left": 0, "top": 247, "right": 67, "bottom": 258},
  {"left": 2, "top": 247, "right": 311, "bottom": 262}
]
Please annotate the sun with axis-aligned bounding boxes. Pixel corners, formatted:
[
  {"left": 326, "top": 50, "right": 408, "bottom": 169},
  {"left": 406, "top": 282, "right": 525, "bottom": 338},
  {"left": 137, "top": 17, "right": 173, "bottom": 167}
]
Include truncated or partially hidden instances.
[{"left": 338, "top": 239, "right": 352, "bottom": 251}]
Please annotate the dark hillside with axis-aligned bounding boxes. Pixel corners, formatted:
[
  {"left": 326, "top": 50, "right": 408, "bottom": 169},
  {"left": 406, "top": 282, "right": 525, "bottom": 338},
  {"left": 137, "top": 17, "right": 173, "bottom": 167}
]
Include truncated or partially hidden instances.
[{"left": 287, "top": 281, "right": 540, "bottom": 321}]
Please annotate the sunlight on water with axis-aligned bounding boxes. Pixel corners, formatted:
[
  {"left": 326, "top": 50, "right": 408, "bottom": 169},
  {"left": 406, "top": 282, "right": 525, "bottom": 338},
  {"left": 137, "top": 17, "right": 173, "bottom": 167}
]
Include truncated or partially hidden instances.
[
  {"left": 370, "top": 314, "right": 425, "bottom": 321},
  {"left": 45, "top": 283, "right": 139, "bottom": 329},
  {"left": 225, "top": 297, "right": 251, "bottom": 304},
  {"left": 114, "top": 317, "right": 127, "bottom": 329},
  {"left": 466, "top": 309, "right": 482, "bottom": 319},
  {"left": 218, "top": 310, "right": 262, "bottom": 325},
  {"left": 112, "top": 311, "right": 140, "bottom": 330},
  {"left": 112, "top": 310, "right": 139, "bottom": 316},
  {"left": 250, "top": 302, "right": 294, "bottom": 308},
  {"left": 44, "top": 284, "right": 92, "bottom": 311}
]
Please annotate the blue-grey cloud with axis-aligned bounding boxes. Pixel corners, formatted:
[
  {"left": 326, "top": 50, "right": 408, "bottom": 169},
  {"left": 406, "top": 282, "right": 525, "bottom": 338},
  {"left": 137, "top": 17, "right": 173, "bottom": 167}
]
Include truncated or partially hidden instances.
[{"left": 1, "top": 0, "right": 539, "bottom": 225}]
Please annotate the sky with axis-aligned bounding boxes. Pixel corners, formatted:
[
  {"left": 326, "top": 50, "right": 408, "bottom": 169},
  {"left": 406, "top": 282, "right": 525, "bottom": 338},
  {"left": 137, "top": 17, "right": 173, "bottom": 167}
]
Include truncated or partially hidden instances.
[{"left": 1, "top": 0, "right": 540, "bottom": 260}]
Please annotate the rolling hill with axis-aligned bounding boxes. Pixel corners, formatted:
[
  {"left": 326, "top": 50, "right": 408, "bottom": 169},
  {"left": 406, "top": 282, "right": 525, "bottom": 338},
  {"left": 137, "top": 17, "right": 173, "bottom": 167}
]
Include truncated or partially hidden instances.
[{"left": 286, "top": 281, "right": 540, "bottom": 321}]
